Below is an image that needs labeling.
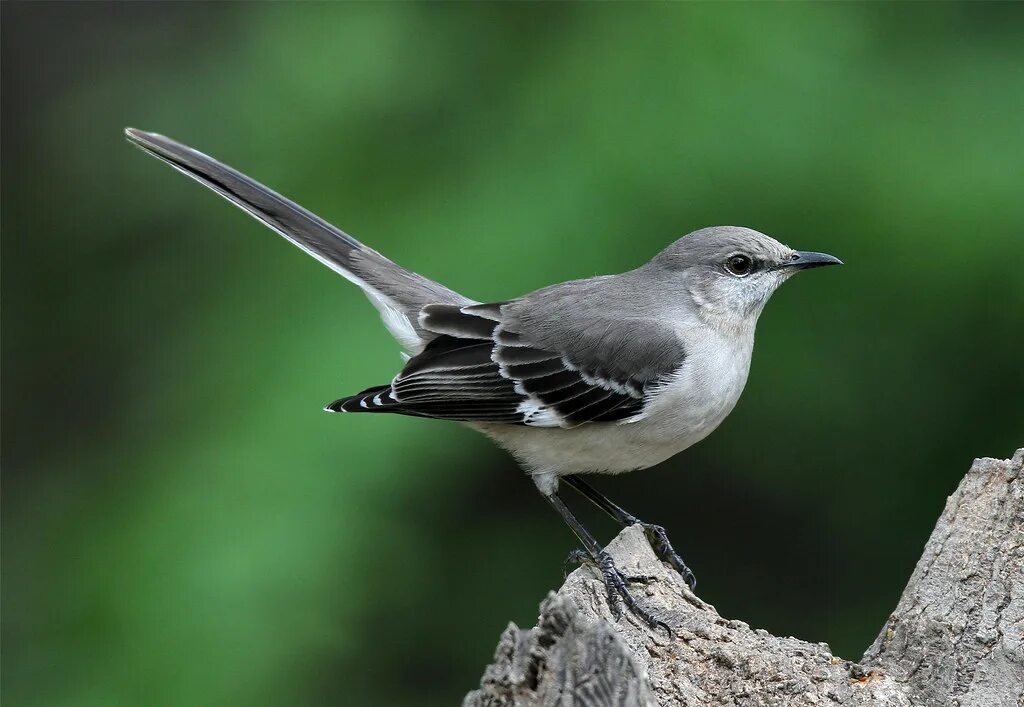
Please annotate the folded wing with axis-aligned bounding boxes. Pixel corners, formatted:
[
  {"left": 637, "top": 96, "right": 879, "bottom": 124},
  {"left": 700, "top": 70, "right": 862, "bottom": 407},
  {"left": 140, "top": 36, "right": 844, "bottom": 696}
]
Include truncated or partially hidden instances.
[{"left": 327, "top": 300, "right": 685, "bottom": 428}]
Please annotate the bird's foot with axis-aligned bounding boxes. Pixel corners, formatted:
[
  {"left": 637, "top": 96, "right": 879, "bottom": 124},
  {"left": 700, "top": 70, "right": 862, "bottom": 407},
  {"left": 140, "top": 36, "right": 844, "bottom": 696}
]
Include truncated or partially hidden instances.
[
  {"left": 596, "top": 551, "right": 672, "bottom": 638},
  {"left": 565, "top": 547, "right": 655, "bottom": 583},
  {"left": 637, "top": 522, "right": 697, "bottom": 590}
]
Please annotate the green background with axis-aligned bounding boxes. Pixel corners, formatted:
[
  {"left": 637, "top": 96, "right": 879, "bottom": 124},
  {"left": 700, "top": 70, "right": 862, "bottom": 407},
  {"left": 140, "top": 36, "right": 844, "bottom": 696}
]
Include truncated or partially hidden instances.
[{"left": 3, "top": 3, "right": 1022, "bottom": 706}]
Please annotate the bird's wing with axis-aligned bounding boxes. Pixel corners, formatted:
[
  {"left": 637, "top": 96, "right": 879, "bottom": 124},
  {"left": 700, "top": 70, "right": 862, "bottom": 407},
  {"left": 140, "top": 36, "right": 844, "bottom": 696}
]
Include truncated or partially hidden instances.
[
  {"left": 327, "top": 300, "right": 685, "bottom": 428},
  {"left": 124, "top": 129, "right": 470, "bottom": 354}
]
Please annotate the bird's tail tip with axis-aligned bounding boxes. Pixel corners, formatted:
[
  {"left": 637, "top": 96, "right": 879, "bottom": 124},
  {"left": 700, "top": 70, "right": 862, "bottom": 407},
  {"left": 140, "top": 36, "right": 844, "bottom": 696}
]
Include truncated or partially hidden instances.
[
  {"left": 124, "top": 127, "right": 159, "bottom": 145},
  {"left": 123, "top": 128, "right": 191, "bottom": 161}
]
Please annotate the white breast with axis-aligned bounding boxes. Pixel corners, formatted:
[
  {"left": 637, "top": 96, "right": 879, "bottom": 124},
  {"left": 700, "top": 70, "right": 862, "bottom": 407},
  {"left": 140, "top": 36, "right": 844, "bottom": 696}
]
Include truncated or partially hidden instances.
[{"left": 635, "top": 328, "right": 752, "bottom": 445}]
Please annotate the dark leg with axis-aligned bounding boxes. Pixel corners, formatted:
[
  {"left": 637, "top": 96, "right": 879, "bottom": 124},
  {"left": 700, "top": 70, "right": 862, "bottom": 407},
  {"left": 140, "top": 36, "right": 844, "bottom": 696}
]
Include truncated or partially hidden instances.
[
  {"left": 546, "top": 493, "right": 671, "bottom": 636},
  {"left": 563, "top": 474, "right": 697, "bottom": 590}
]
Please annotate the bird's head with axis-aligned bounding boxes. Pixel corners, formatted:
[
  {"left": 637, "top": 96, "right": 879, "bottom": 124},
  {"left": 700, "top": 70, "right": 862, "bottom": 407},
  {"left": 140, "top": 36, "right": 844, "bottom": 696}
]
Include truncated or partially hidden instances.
[{"left": 650, "top": 226, "right": 841, "bottom": 327}]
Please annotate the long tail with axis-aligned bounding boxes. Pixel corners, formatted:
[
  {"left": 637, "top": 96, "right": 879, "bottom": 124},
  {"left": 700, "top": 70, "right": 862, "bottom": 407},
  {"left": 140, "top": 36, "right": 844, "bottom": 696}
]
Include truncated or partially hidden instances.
[{"left": 124, "top": 128, "right": 470, "bottom": 353}]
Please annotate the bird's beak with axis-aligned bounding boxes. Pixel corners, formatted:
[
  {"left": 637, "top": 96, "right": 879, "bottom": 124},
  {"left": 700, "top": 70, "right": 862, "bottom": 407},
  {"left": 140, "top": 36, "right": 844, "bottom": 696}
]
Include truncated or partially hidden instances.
[{"left": 776, "top": 251, "right": 843, "bottom": 271}]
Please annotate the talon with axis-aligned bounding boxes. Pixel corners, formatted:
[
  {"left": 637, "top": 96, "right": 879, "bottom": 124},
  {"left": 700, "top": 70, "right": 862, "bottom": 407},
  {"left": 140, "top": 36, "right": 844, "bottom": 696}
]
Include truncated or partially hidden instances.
[
  {"left": 640, "top": 522, "right": 697, "bottom": 590},
  {"left": 649, "top": 617, "right": 673, "bottom": 639},
  {"left": 594, "top": 551, "right": 671, "bottom": 636}
]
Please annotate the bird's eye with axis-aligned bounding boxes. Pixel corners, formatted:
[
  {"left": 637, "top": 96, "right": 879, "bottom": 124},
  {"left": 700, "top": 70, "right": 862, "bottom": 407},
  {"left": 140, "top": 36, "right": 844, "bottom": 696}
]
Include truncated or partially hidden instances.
[{"left": 725, "top": 254, "right": 753, "bottom": 276}]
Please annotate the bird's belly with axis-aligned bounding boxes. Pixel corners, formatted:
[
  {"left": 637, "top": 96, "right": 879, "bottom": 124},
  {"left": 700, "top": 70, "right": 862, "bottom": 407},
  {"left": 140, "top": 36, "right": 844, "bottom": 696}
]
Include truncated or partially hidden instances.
[{"left": 474, "top": 422, "right": 682, "bottom": 491}]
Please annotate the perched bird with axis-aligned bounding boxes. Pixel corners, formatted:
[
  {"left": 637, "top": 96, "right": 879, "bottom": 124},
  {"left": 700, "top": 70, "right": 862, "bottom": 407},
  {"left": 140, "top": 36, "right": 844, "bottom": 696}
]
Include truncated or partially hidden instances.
[{"left": 125, "top": 128, "right": 841, "bottom": 632}]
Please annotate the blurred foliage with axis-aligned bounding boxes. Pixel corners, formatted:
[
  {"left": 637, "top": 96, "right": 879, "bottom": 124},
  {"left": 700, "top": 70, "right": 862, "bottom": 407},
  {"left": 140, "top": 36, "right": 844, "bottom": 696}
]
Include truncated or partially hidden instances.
[{"left": 2, "top": 2, "right": 1023, "bottom": 706}]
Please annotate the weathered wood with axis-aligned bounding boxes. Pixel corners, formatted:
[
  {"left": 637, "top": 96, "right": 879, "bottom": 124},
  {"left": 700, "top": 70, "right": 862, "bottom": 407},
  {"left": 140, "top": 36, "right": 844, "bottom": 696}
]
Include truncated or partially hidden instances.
[{"left": 464, "top": 449, "right": 1023, "bottom": 707}]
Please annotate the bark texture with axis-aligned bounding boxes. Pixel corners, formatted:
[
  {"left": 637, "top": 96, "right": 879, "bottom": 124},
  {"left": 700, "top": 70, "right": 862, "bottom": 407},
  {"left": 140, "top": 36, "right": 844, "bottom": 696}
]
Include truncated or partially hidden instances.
[{"left": 464, "top": 449, "right": 1023, "bottom": 707}]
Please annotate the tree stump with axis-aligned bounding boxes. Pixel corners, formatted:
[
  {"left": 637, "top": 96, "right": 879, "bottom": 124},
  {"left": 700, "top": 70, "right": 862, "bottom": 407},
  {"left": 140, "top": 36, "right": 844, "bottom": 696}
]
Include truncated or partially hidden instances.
[{"left": 464, "top": 450, "right": 1023, "bottom": 707}]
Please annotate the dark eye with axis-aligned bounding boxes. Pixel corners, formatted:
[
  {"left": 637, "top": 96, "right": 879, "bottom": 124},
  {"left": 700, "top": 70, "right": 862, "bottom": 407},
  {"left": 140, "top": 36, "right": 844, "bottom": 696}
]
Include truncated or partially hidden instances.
[{"left": 725, "top": 254, "right": 753, "bottom": 276}]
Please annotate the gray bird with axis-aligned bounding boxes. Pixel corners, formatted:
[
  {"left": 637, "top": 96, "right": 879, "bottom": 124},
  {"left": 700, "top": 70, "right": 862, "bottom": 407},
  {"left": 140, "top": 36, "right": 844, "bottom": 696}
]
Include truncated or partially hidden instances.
[{"left": 125, "top": 128, "right": 841, "bottom": 632}]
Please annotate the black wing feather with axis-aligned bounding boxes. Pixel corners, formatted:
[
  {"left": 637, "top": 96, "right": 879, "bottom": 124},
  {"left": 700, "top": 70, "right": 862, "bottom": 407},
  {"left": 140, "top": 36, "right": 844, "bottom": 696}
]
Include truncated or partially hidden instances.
[{"left": 327, "top": 303, "right": 677, "bottom": 428}]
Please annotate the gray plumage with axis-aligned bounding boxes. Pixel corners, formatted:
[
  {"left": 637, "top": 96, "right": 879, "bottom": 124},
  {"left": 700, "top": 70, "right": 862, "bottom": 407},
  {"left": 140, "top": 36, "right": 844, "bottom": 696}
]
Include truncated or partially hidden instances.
[{"left": 126, "top": 128, "right": 841, "bottom": 622}]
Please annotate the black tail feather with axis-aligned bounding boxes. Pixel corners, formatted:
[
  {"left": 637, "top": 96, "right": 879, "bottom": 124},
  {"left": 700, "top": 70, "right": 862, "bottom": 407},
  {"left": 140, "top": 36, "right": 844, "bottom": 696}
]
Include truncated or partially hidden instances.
[{"left": 324, "top": 385, "right": 392, "bottom": 413}]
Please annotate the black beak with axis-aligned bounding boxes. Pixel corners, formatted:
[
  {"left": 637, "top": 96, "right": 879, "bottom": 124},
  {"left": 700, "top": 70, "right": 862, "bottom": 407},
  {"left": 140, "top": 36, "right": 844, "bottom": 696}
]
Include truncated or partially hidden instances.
[{"left": 777, "top": 251, "right": 843, "bottom": 271}]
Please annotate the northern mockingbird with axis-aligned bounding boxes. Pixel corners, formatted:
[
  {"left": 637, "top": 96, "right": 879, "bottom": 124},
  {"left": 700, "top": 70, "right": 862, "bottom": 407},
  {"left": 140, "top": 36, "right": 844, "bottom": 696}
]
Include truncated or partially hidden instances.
[{"left": 126, "top": 128, "right": 841, "bottom": 632}]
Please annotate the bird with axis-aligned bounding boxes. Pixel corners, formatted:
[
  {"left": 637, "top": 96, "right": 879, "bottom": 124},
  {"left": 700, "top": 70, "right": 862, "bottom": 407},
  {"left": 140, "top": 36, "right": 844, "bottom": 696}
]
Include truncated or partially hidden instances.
[{"left": 125, "top": 128, "right": 841, "bottom": 633}]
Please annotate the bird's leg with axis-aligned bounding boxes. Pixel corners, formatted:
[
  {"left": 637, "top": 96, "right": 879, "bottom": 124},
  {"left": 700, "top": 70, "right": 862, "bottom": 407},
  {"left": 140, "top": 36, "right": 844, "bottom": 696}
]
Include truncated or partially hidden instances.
[
  {"left": 563, "top": 474, "right": 697, "bottom": 590},
  {"left": 545, "top": 492, "right": 671, "bottom": 637}
]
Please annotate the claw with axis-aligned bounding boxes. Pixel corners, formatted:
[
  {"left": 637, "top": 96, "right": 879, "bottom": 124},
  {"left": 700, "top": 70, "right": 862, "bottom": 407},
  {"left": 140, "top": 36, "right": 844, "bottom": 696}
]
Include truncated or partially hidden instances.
[
  {"left": 596, "top": 551, "right": 673, "bottom": 638},
  {"left": 641, "top": 522, "right": 697, "bottom": 590}
]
